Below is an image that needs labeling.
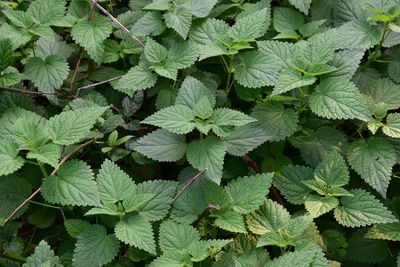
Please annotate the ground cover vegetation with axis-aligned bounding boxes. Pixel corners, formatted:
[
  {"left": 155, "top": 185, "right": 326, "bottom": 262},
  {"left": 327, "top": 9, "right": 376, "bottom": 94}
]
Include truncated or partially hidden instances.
[{"left": 0, "top": 0, "right": 400, "bottom": 266}]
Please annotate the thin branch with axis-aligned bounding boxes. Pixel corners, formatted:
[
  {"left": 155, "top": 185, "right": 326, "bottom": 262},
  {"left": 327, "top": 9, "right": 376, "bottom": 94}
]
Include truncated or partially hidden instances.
[
  {"left": 75, "top": 75, "right": 123, "bottom": 97},
  {"left": 88, "top": 0, "right": 97, "bottom": 21},
  {"left": 69, "top": 47, "right": 83, "bottom": 89},
  {"left": 1, "top": 139, "right": 95, "bottom": 226},
  {"left": 241, "top": 154, "right": 286, "bottom": 207},
  {"left": 193, "top": 204, "right": 221, "bottom": 225},
  {"left": 1, "top": 86, "right": 56, "bottom": 95},
  {"left": 89, "top": 0, "right": 145, "bottom": 48},
  {"left": 171, "top": 168, "right": 208, "bottom": 204}
]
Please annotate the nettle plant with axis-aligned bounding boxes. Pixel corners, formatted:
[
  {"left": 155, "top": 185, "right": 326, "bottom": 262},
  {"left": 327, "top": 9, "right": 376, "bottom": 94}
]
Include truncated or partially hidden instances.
[{"left": 1, "top": 0, "right": 400, "bottom": 266}]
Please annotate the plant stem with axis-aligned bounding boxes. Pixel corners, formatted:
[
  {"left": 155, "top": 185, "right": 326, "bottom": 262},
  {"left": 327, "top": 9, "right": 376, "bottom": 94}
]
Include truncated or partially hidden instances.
[
  {"left": 361, "top": 22, "right": 390, "bottom": 70},
  {"left": 29, "top": 200, "right": 60, "bottom": 209},
  {"left": 38, "top": 162, "right": 48, "bottom": 178},
  {"left": 75, "top": 75, "right": 123, "bottom": 97},
  {"left": 193, "top": 204, "right": 221, "bottom": 225},
  {"left": 171, "top": 168, "right": 208, "bottom": 204},
  {"left": 1, "top": 87, "right": 56, "bottom": 95}
]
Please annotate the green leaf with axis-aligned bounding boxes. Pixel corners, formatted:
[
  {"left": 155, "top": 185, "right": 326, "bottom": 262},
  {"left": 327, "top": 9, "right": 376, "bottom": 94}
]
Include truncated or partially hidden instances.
[
  {"left": 0, "top": 39, "right": 13, "bottom": 72},
  {"left": 2, "top": 10, "right": 33, "bottom": 28},
  {"left": 327, "top": 48, "right": 365, "bottom": 79},
  {"left": 85, "top": 202, "right": 121, "bottom": 216},
  {"left": 347, "top": 137, "right": 396, "bottom": 197},
  {"left": 64, "top": 219, "right": 90, "bottom": 239},
  {"left": 0, "top": 24, "right": 32, "bottom": 49},
  {"left": 175, "top": 76, "right": 215, "bottom": 109},
  {"left": 142, "top": 105, "right": 195, "bottom": 134},
  {"left": 96, "top": 159, "right": 136, "bottom": 203},
  {"left": 212, "top": 108, "right": 256, "bottom": 127},
  {"left": 182, "top": 0, "right": 217, "bottom": 17},
  {"left": 257, "top": 40, "right": 299, "bottom": 69},
  {"left": 314, "top": 151, "right": 349, "bottom": 187},
  {"left": 24, "top": 55, "right": 69, "bottom": 93},
  {"left": 135, "top": 180, "right": 177, "bottom": 221},
  {"left": 251, "top": 102, "right": 299, "bottom": 141},
  {"left": 0, "top": 140, "right": 24, "bottom": 176},
  {"left": 275, "top": 165, "right": 314, "bottom": 205},
  {"left": 383, "top": 113, "right": 400, "bottom": 138},
  {"left": 129, "top": 129, "right": 187, "bottom": 162},
  {"left": 273, "top": 7, "right": 304, "bottom": 32},
  {"left": 215, "top": 210, "right": 247, "bottom": 233},
  {"left": 144, "top": 38, "right": 168, "bottom": 63},
  {"left": 289, "top": 0, "right": 312, "bottom": 15},
  {"left": 334, "top": 189, "right": 398, "bottom": 227},
  {"left": 26, "top": 0, "right": 66, "bottom": 26},
  {"left": 144, "top": 0, "right": 171, "bottom": 11},
  {"left": 27, "top": 143, "right": 61, "bottom": 168},
  {"left": 23, "top": 240, "right": 61, "bottom": 267},
  {"left": 300, "top": 30, "right": 337, "bottom": 65},
  {"left": 131, "top": 11, "right": 166, "bottom": 37},
  {"left": 114, "top": 63, "right": 158, "bottom": 96},
  {"left": 309, "top": 77, "right": 372, "bottom": 121},
  {"left": 168, "top": 41, "right": 199, "bottom": 70},
  {"left": 115, "top": 215, "right": 155, "bottom": 254},
  {"left": 228, "top": 8, "right": 268, "bottom": 42},
  {"left": 204, "top": 179, "right": 231, "bottom": 210},
  {"left": 365, "top": 223, "right": 400, "bottom": 241},
  {"left": 246, "top": 199, "right": 290, "bottom": 235},
  {"left": 336, "top": 20, "right": 381, "bottom": 49},
  {"left": 305, "top": 195, "right": 339, "bottom": 218},
  {"left": 266, "top": 243, "right": 326, "bottom": 267},
  {"left": 170, "top": 186, "right": 207, "bottom": 223},
  {"left": 73, "top": 225, "right": 120, "bottom": 267},
  {"left": 41, "top": 160, "right": 100, "bottom": 206},
  {"left": 272, "top": 68, "right": 317, "bottom": 95},
  {"left": 234, "top": 50, "right": 279, "bottom": 88},
  {"left": 361, "top": 78, "right": 400, "bottom": 110},
  {"left": 193, "top": 96, "right": 213, "bottom": 119},
  {"left": 159, "top": 220, "right": 200, "bottom": 253},
  {"left": 13, "top": 115, "right": 47, "bottom": 150},
  {"left": 225, "top": 173, "right": 273, "bottom": 214},
  {"left": 0, "top": 176, "right": 32, "bottom": 224},
  {"left": 164, "top": 7, "right": 192, "bottom": 39},
  {"left": 186, "top": 136, "right": 226, "bottom": 183},
  {"left": 71, "top": 15, "right": 113, "bottom": 63},
  {"left": 46, "top": 106, "right": 107, "bottom": 145}
]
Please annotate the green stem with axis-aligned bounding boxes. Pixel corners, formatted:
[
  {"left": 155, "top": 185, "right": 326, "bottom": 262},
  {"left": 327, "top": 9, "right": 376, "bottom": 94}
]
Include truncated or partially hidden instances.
[
  {"left": 38, "top": 162, "right": 48, "bottom": 177},
  {"left": 225, "top": 72, "right": 232, "bottom": 93},
  {"left": 0, "top": 253, "right": 26, "bottom": 263},
  {"left": 29, "top": 200, "right": 60, "bottom": 209},
  {"left": 361, "top": 22, "right": 390, "bottom": 70}
]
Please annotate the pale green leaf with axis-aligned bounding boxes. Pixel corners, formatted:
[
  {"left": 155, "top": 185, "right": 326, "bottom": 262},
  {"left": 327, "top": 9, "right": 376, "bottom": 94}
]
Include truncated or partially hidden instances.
[
  {"left": 24, "top": 55, "right": 69, "bottom": 93},
  {"left": 300, "top": 30, "right": 337, "bottom": 65},
  {"left": 159, "top": 220, "right": 200, "bottom": 253},
  {"left": 186, "top": 136, "right": 226, "bottom": 183},
  {"left": 212, "top": 108, "right": 256, "bottom": 127},
  {"left": 347, "top": 137, "right": 396, "bottom": 197},
  {"left": 168, "top": 41, "right": 199, "bottom": 69},
  {"left": 266, "top": 243, "right": 323, "bottom": 267},
  {"left": 41, "top": 160, "right": 100, "bottom": 206},
  {"left": 164, "top": 7, "right": 192, "bottom": 39},
  {"left": 175, "top": 76, "right": 216, "bottom": 109},
  {"left": 336, "top": 20, "right": 381, "bottom": 49},
  {"left": 27, "top": 143, "right": 61, "bottom": 168},
  {"left": 246, "top": 199, "right": 290, "bottom": 235},
  {"left": 128, "top": 129, "right": 187, "bottom": 162},
  {"left": 115, "top": 215, "right": 155, "bottom": 254},
  {"left": 144, "top": 0, "right": 171, "bottom": 11},
  {"left": 114, "top": 64, "right": 158, "bottom": 96},
  {"left": 142, "top": 105, "right": 195, "bottom": 134},
  {"left": 305, "top": 195, "right": 339, "bottom": 218},
  {"left": 46, "top": 106, "right": 107, "bottom": 145},
  {"left": 272, "top": 68, "right": 316, "bottom": 95},
  {"left": 334, "top": 189, "right": 398, "bottom": 227},
  {"left": 0, "top": 24, "right": 32, "bottom": 49},
  {"left": 383, "top": 113, "right": 400, "bottom": 138},
  {"left": 289, "top": 0, "right": 312, "bottom": 15},
  {"left": 314, "top": 151, "right": 349, "bottom": 187},
  {"left": 2, "top": 10, "right": 33, "bottom": 28},
  {"left": 309, "top": 77, "right": 372, "bottom": 121},
  {"left": 204, "top": 179, "right": 231, "bottom": 210},
  {"left": 193, "top": 96, "right": 213, "bottom": 119},
  {"left": 34, "top": 38, "right": 74, "bottom": 60},
  {"left": 73, "top": 225, "right": 120, "bottom": 267},
  {"left": 273, "top": 7, "right": 304, "bottom": 32},
  {"left": 131, "top": 11, "right": 166, "bottom": 37},
  {"left": 327, "top": 48, "right": 365, "bottom": 79},
  {"left": 215, "top": 210, "right": 247, "bottom": 233},
  {"left": 144, "top": 38, "right": 168, "bottom": 63},
  {"left": 182, "top": 0, "right": 217, "bottom": 17},
  {"left": 361, "top": 78, "right": 400, "bottom": 110},
  {"left": 0, "top": 140, "right": 24, "bottom": 176},
  {"left": 365, "top": 223, "right": 400, "bottom": 241},
  {"left": 0, "top": 39, "right": 13, "bottom": 72},
  {"left": 96, "top": 159, "right": 136, "bottom": 203},
  {"left": 85, "top": 202, "right": 121, "bottom": 216},
  {"left": 228, "top": 8, "right": 268, "bottom": 42},
  {"left": 26, "top": 0, "right": 66, "bottom": 26},
  {"left": 64, "top": 219, "right": 90, "bottom": 239},
  {"left": 225, "top": 173, "right": 273, "bottom": 214},
  {"left": 23, "top": 240, "right": 61, "bottom": 267},
  {"left": 170, "top": 186, "right": 207, "bottom": 223}
]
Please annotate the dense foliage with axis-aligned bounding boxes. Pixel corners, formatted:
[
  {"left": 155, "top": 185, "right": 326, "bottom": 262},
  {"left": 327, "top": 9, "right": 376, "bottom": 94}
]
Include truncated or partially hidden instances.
[{"left": 0, "top": 0, "right": 400, "bottom": 266}]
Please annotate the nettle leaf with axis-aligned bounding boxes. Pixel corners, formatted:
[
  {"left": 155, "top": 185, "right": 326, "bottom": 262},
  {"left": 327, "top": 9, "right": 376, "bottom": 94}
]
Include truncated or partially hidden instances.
[
  {"left": 115, "top": 214, "right": 156, "bottom": 254},
  {"left": 0, "top": 140, "right": 24, "bottom": 176},
  {"left": 336, "top": 20, "right": 381, "bottom": 49},
  {"left": 164, "top": 7, "right": 192, "bottom": 39},
  {"left": 135, "top": 180, "right": 177, "bottom": 221},
  {"left": 64, "top": 219, "right": 91, "bottom": 239},
  {"left": 170, "top": 186, "right": 207, "bottom": 223},
  {"left": 215, "top": 210, "right": 247, "bottom": 233},
  {"left": 175, "top": 76, "right": 216, "bottom": 109},
  {"left": 228, "top": 8, "right": 269, "bottom": 42},
  {"left": 334, "top": 189, "right": 398, "bottom": 227},
  {"left": 365, "top": 222, "right": 400, "bottom": 241},
  {"left": 46, "top": 106, "right": 107, "bottom": 145},
  {"left": 168, "top": 41, "right": 199, "bottom": 70},
  {"left": 132, "top": 11, "right": 166, "bottom": 37},
  {"left": 347, "top": 137, "right": 396, "bottom": 197},
  {"left": 305, "top": 195, "right": 339, "bottom": 218},
  {"left": 193, "top": 96, "right": 213, "bottom": 119},
  {"left": 275, "top": 165, "right": 314, "bottom": 205},
  {"left": 182, "top": 0, "right": 217, "bottom": 17},
  {"left": 289, "top": 0, "right": 312, "bottom": 15},
  {"left": 212, "top": 108, "right": 256, "bottom": 128},
  {"left": 225, "top": 173, "right": 273, "bottom": 214},
  {"left": 234, "top": 50, "right": 279, "bottom": 88},
  {"left": 128, "top": 129, "right": 187, "bottom": 162},
  {"left": 314, "top": 151, "right": 349, "bottom": 187},
  {"left": 114, "top": 63, "right": 158, "bottom": 96},
  {"left": 27, "top": 143, "right": 61, "bottom": 168},
  {"left": 41, "top": 160, "right": 101, "bottom": 206},
  {"left": 186, "top": 135, "right": 226, "bottom": 183},
  {"left": 204, "top": 179, "right": 231, "bottom": 209},
  {"left": 383, "top": 113, "right": 400, "bottom": 138},
  {"left": 73, "top": 225, "right": 120, "bottom": 267},
  {"left": 300, "top": 30, "right": 337, "bottom": 65},
  {"left": 159, "top": 220, "right": 200, "bottom": 253},
  {"left": 144, "top": 38, "right": 168, "bottom": 63},
  {"left": 24, "top": 55, "right": 69, "bottom": 93},
  {"left": 361, "top": 78, "right": 400, "bottom": 110},
  {"left": 327, "top": 48, "right": 365, "bottom": 79},
  {"left": 96, "top": 159, "right": 136, "bottom": 203},
  {"left": 273, "top": 7, "right": 304, "bottom": 33},
  {"left": 23, "top": 240, "right": 61, "bottom": 267},
  {"left": 272, "top": 68, "right": 317, "bottom": 95},
  {"left": 142, "top": 105, "right": 195, "bottom": 134},
  {"left": 267, "top": 243, "right": 327, "bottom": 267},
  {"left": 0, "top": 39, "right": 13, "bottom": 72},
  {"left": 26, "top": 0, "right": 66, "bottom": 26},
  {"left": 251, "top": 102, "right": 299, "bottom": 141},
  {"left": 309, "top": 77, "right": 372, "bottom": 121}
]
